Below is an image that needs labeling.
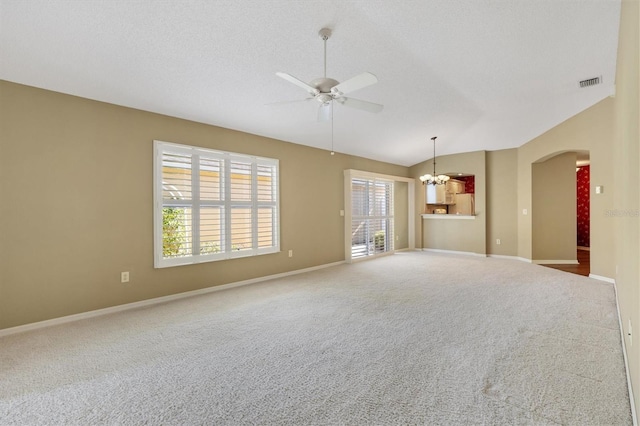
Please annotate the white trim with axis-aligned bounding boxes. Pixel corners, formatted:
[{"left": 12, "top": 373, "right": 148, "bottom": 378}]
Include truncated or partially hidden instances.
[
  {"left": 613, "top": 279, "right": 638, "bottom": 426},
  {"left": 589, "top": 274, "right": 616, "bottom": 284},
  {"left": 488, "top": 254, "right": 532, "bottom": 263},
  {"left": 421, "top": 214, "right": 476, "bottom": 220},
  {"left": 0, "top": 261, "right": 345, "bottom": 338},
  {"left": 344, "top": 169, "right": 415, "bottom": 184},
  {"left": 532, "top": 259, "right": 579, "bottom": 265},
  {"left": 421, "top": 248, "right": 486, "bottom": 257}
]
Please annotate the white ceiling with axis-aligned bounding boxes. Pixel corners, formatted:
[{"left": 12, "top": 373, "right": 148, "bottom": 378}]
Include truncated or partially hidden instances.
[{"left": 0, "top": 0, "right": 621, "bottom": 166}]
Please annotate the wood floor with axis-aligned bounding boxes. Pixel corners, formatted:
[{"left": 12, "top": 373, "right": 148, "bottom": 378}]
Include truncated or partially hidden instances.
[{"left": 541, "top": 249, "right": 590, "bottom": 277}]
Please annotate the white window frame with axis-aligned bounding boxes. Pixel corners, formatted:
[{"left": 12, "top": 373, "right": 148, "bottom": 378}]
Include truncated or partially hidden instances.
[{"left": 154, "top": 140, "right": 280, "bottom": 268}]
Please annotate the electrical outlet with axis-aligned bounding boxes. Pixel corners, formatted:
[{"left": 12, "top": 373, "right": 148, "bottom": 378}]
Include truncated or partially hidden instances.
[
  {"left": 339, "top": 210, "right": 345, "bottom": 217},
  {"left": 629, "top": 319, "right": 633, "bottom": 347},
  {"left": 288, "top": 250, "right": 293, "bottom": 258},
  {"left": 121, "top": 271, "right": 130, "bottom": 283},
  {"left": 496, "top": 239, "right": 501, "bottom": 245},
  {"left": 522, "top": 208, "right": 528, "bottom": 215}
]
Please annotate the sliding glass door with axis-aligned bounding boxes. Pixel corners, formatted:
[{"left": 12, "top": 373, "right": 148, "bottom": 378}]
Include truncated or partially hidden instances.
[{"left": 350, "top": 177, "right": 394, "bottom": 259}]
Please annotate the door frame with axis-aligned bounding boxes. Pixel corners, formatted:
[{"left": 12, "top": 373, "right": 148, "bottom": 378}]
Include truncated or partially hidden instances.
[{"left": 344, "top": 169, "right": 415, "bottom": 262}]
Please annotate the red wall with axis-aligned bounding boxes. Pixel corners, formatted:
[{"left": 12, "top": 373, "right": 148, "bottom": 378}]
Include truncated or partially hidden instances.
[
  {"left": 577, "top": 165, "right": 590, "bottom": 247},
  {"left": 456, "top": 176, "right": 475, "bottom": 193}
]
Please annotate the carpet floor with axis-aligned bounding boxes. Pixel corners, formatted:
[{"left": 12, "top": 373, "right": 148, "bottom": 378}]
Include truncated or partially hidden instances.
[{"left": 0, "top": 251, "right": 633, "bottom": 425}]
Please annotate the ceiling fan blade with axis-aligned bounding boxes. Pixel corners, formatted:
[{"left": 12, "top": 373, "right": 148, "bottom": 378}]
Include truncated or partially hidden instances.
[
  {"left": 317, "top": 102, "right": 332, "bottom": 122},
  {"left": 337, "top": 97, "right": 384, "bottom": 113},
  {"left": 276, "top": 72, "right": 319, "bottom": 96},
  {"left": 331, "top": 72, "right": 378, "bottom": 95}
]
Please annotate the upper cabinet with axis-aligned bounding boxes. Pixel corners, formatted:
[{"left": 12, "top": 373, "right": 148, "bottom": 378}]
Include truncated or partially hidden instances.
[
  {"left": 425, "top": 178, "right": 464, "bottom": 204},
  {"left": 447, "top": 179, "right": 464, "bottom": 194},
  {"left": 426, "top": 184, "right": 452, "bottom": 204}
]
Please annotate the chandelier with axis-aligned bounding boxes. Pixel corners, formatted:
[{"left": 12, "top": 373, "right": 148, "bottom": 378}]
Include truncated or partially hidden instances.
[{"left": 419, "top": 136, "right": 450, "bottom": 185}]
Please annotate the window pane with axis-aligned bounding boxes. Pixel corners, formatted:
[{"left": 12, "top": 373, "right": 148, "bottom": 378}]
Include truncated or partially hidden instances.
[
  {"left": 200, "top": 207, "right": 223, "bottom": 254},
  {"left": 230, "top": 161, "right": 252, "bottom": 201},
  {"left": 162, "top": 207, "right": 192, "bottom": 258},
  {"left": 231, "top": 207, "right": 252, "bottom": 251},
  {"left": 257, "top": 164, "right": 275, "bottom": 202},
  {"left": 200, "top": 157, "right": 223, "bottom": 201},
  {"left": 257, "top": 207, "right": 274, "bottom": 248},
  {"left": 162, "top": 153, "right": 192, "bottom": 200}
]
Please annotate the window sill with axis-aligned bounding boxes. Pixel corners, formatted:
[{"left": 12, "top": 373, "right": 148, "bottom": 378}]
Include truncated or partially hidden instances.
[{"left": 421, "top": 214, "right": 476, "bottom": 220}]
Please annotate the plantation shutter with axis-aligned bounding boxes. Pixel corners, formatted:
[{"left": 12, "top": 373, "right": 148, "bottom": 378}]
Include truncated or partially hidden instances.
[
  {"left": 257, "top": 163, "right": 278, "bottom": 249},
  {"left": 161, "top": 151, "right": 194, "bottom": 259},
  {"left": 199, "top": 156, "right": 224, "bottom": 256},
  {"left": 230, "top": 160, "right": 253, "bottom": 253},
  {"left": 154, "top": 141, "right": 279, "bottom": 268},
  {"left": 350, "top": 177, "right": 394, "bottom": 259}
]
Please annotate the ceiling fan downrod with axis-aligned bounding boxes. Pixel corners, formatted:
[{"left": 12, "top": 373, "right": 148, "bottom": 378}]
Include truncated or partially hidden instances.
[{"left": 319, "top": 28, "right": 331, "bottom": 79}]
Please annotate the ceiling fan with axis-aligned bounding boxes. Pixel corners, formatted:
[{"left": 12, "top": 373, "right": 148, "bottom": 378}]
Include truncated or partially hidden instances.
[{"left": 275, "top": 28, "right": 383, "bottom": 121}]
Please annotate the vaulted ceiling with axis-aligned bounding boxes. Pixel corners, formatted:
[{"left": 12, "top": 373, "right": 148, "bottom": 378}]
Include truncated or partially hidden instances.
[{"left": 0, "top": 0, "right": 621, "bottom": 166}]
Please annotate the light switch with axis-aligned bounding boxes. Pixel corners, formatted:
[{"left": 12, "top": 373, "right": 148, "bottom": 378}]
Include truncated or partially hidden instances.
[{"left": 595, "top": 185, "right": 603, "bottom": 194}]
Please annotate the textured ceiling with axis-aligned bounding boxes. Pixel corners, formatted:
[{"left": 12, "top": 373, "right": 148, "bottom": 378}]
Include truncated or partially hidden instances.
[{"left": 0, "top": 0, "right": 621, "bottom": 166}]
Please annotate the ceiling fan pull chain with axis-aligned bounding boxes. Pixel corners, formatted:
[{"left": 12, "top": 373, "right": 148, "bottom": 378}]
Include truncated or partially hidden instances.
[{"left": 331, "top": 101, "right": 335, "bottom": 155}]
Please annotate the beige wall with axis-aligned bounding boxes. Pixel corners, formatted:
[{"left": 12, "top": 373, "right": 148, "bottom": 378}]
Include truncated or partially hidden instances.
[
  {"left": 532, "top": 152, "right": 577, "bottom": 261},
  {"left": 612, "top": 0, "right": 639, "bottom": 415},
  {"left": 486, "top": 149, "right": 518, "bottom": 256},
  {"left": 0, "top": 80, "right": 409, "bottom": 329},
  {"left": 394, "top": 181, "right": 409, "bottom": 250},
  {"left": 410, "top": 150, "right": 487, "bottom": 254},
  {"left": 517, "top": 98, "right": 615, "bottom": 278}
]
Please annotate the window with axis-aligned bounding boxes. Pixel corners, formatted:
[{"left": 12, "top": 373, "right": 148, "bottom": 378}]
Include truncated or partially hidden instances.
[
  {"left": 154, "top": 141, "right": 279, "bottom": 268},
  {"left": 350, "top": 177, "right": 394, "bottom": 259}
]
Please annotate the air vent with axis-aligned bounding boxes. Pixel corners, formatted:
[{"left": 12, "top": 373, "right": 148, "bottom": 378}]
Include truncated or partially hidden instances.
[{"left": 579, "top": 76, "right": 601, "bottom": 88}]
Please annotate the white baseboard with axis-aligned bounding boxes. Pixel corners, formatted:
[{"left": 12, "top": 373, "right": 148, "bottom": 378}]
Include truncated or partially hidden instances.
[
  {"left": 589, "top": 274, "right": 616, "bottom": 284},
  {"left": 533, "top": 259, "right": 579, "bottom": 265},
  {"left": 613, "top": 280, "right": 638, "bottom": 426},
  {"left": 0, "top": 260, "right": 346, "bottom": 338},
  {"left": 488, "top": 254, "right": 532, "bottom": 263},
  {"left": 421, "top": 248, "right": 486, "bottom": 257}
]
